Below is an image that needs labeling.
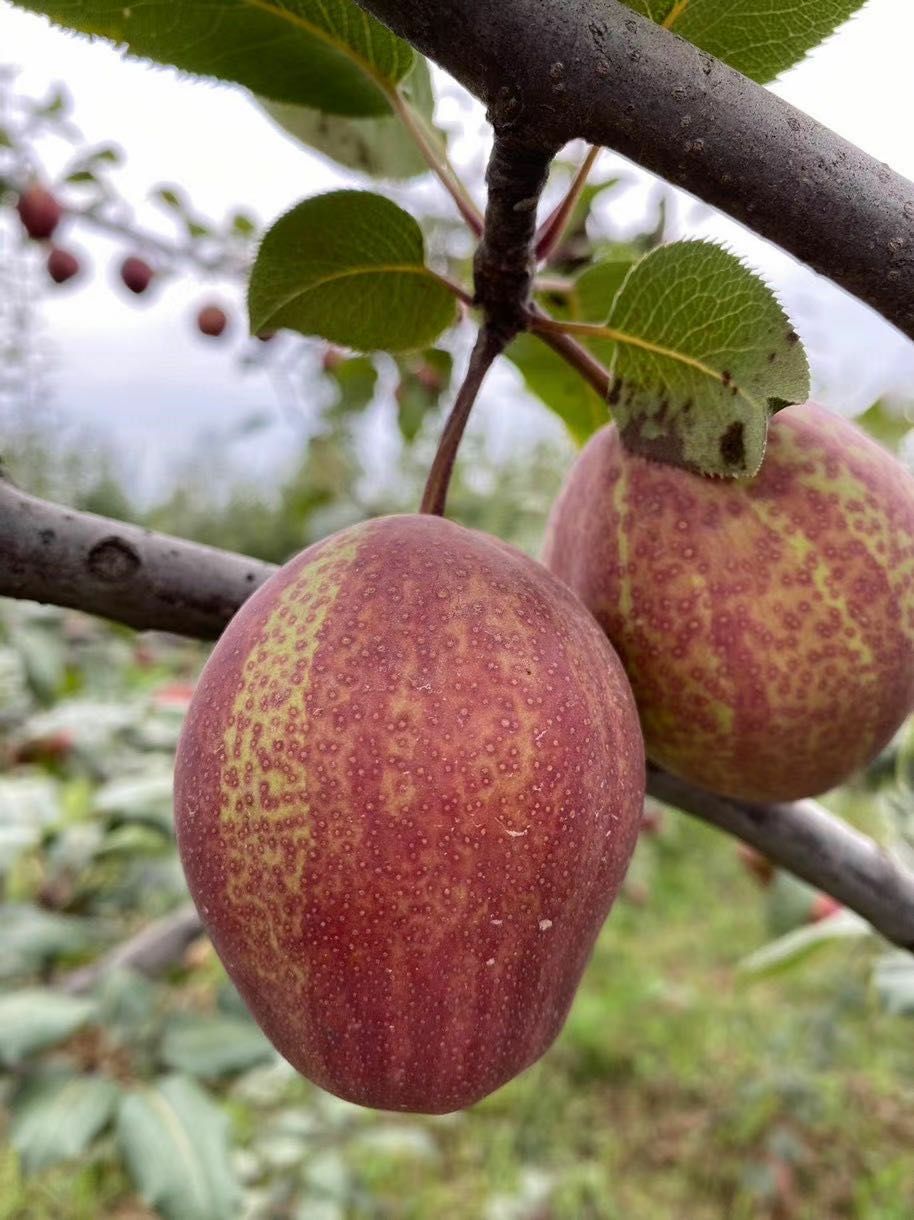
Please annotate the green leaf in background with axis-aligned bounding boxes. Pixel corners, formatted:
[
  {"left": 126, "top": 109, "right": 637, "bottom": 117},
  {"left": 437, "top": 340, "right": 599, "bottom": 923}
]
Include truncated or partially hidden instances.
[
  {"left": 0, "top": 905, "right": 94, "bottom": 978},
  {"left": 160, "top": 1015, "right": 274, "bottom": 1079},
  {"left": 738, "top": 909, "right": 869, "bottom": 980},
  {"left": 9, "top": 0, "right": 413, "bottom": 116},
  {"left": 856, "top": 399, "right": 914, "bottom": 454},
  {"left": 325, "top": 354, "right": 379, "bottom": 417},
  {"left": 92, "top": 768, "right": 175, "bottom": 834},
  {"left": 622, "top": 0, "right": 867, "bottom": 84},
  {"left": 508, "top": 257, "right": 634, "bottom": 445},
  {"left": 249, "top": 191, "right": 457, "bottom": 352},
  {"left": 261, "top": 56, "right": 440, "bottom": 180},
  {"left": 10, "top": 1070, "right": 120, "bottom": 1171},
  {"left": 874, "top": 952, "right": 914, "bottom": 1016},
  {"left": 508, "top": 335, "right": 608, "bottom": 445},
  {"left": 602, "top": 241, "right": 809, "bottom": 476},
  {"left": 0, "top": 990, "right": 95, "bottom": 1065},
  {"left": 117, "top": 1074, "right": 240, "bottom": 1220},
  {"left": 0, "top": 774, "right": 60, "bottom": 875},
  {"left": 394, "top": 348, "right": 454, "bottom": 441}
]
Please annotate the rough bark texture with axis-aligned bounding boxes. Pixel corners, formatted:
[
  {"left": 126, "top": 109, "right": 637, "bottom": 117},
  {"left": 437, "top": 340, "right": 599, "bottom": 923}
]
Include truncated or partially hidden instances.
[
  {"left": 649, "top": 768, "right": 914, "bottom": 952},
  {"left": 355, "top": 0, "right": 914, "bottom": 339},
  {"left": 0, "top": 474, "right": 275, "bottom": 638}
]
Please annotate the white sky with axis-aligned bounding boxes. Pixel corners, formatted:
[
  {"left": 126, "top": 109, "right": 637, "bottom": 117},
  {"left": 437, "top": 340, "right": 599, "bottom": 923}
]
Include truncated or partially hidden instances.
[{"left": 1, "top": 0, "right": 913, "bottom": 492}]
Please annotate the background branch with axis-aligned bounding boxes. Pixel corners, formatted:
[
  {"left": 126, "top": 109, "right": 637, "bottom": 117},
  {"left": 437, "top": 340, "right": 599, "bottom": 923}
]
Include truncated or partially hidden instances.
[
  {"left": 2, "top": 489, "right": 912, "bottom": 954},
  {"left": 60, "top": 904, "right": 203, "bottom": 995},
  {"left": 354, "top": 0, "right": 914, "bottom": 340}
]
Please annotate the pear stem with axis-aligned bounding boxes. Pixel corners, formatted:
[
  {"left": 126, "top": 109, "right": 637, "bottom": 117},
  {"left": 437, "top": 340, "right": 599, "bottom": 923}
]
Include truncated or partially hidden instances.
[
  {"left": 420, "top": 326, "right": 504, "bottom": 516},
  {"left": 528, "top": 304, "right": 612, "bottom": 399}
]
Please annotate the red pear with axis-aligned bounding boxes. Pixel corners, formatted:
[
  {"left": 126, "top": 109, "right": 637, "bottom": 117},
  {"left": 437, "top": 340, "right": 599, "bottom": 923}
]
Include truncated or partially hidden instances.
[
  {"left": 175, "top": 514, "right": 644, "bottom": 1113},
  {"left": 120, "top": 255, "right": 154, "bottom": 295},
  {"left": 197, "top": 304, "right": 229, "bottom": 338},
  {"left": 47, "top": 247, "right": 81, "bottom": 285},
  {"left": 545, "top": 403, "right": 914, "bottom": 802},
  {"left": 17, "top": 185, "right": 61, "bottom": 240}
]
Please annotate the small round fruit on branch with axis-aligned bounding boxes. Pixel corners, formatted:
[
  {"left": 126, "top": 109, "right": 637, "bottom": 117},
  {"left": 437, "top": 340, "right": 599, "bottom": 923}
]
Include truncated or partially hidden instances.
[
  {"left": 46, "top": 247, "right": 81, "bottom": 285},
  {"left": 196, "top": 303, "right": 229, "bottom": 338},
  {"left": 119, "top": 255, "right": 154, "bottom": 295},
  {"left": 544, "top": 402, "right": 914, "bottom": 803},
  {"left": 16, "top": 185, "right": 62, "bottom": 240},
  {"left": 174, "top": 514, "right": 645, "bottom": 1114}
]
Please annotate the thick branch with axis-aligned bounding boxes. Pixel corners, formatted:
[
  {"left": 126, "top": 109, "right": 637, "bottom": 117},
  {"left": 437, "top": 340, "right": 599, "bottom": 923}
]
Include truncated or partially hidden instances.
[
  {"left": 0, "top": 475, "right": 276, "bottom": 638},
  {"left": 473, "top": 134, "right": 556, "bottom": 340},
  {"left": 648, "top": 767, "right": 914, "bottom": 952},
  {"left": 355, "top": 0, "right": 914, "bottom": 339},
  {"left": 2, "top": 487, "right": 913, "bottom": 951}
]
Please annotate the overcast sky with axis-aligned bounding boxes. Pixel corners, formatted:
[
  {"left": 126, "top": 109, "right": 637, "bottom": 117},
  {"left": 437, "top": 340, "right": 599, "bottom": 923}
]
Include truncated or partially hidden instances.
[{"left": 1, "top": 0, "right": 913, "bottom": 493}]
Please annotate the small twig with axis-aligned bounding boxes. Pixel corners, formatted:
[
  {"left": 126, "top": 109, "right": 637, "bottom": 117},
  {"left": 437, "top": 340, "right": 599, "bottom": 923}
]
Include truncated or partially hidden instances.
[
  {"left": 436, "top": 272, "right": 475, "bottom": 308},
  {"left": 527, "top": 304, "right": 612, "bottom": 398},
  {"left": 534, "top": 144, "right": 601, "bottom": 263},
  {"left": 389, "top": 87, "right": 484, "bottom": 236},
  {"left": 419, "top": 325, "right": 504, "bottom": 516},
  {"left": 533, "top": 275, "right": 575, "bottom": 296},
  {"left": 60, "top": 904, "right": 204, "bottom": 995}
]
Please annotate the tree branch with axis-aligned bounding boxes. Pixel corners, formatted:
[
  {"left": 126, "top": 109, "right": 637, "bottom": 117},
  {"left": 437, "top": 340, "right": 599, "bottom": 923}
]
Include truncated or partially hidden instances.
[
  {"left": 0, "top": 474, "right": 276, "bottom": 639},
  {"left": 648, "top": 768, "right": 914, "bottom": 952},
  {"left": 60, "top": 903, "right": 204, "bottom": 995},
  {"left": 2, "top": 487, "right": 913, "bottom": 953},
  {"left": 473, "top": 133, "right": 557, "bottom": 340},
  {"left": 354, "top": 0, "right": 914, "bottom": 340}
]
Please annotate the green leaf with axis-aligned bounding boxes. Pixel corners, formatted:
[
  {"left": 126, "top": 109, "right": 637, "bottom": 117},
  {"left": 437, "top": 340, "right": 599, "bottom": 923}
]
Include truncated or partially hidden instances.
[
  {"left": 622, "top": 0, "right": 867, "bottom": 83},
  {"left": 874, "top": 952, "right": 914, "bottom": 1016},
  {"left": 160, "top": 1015, "right": 274, "bottom": 1078},
  {"left": 856, "top": 399, "right": 914, "bottom": 454},
  {"left": 603, "top": 241, "right": 809, "bottom": 477},
  {"left": 508, "top": 257, "right": 634, "bottom": 444},
  {"left": 249, "top": 191, "right": 457, "bottom": 352},
  {"left": 394, "top": 348, "right": 453, "bottom": 442},
  {"left": 0, "top": 905, "right": 94, "bottom": 978},
  {"left": 0, "top": 989, "right": 95, "bottom": 1065},
  {"left": 9, "top": 0, "right": 413, "bottom": 116},
  {"left": 507, "top": 334, "right": 608, "bottom": 445},
  {"left": 326, "top": 355, "right": 379, "bottom": 416},
  {"left": 261, "top": 56, "right": 440, "bottom": 180},
  {"left": 93, "top": 769, "right": 175, "bottom": 833},
  {"left": 739, "top": 909, "right": 869, "bottom": 979},
  {"left": 11, "top": 1070, "right": 119, "bottom": 1171},
  {"left": 117, "top": 1075, "right": 240, "bottom": 1220}
]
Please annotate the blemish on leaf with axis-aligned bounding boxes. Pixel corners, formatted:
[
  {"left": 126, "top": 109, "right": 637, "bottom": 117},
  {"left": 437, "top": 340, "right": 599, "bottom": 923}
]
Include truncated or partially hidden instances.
[{"left": 719, "top": 422, "right": 746, "bottom": 469}]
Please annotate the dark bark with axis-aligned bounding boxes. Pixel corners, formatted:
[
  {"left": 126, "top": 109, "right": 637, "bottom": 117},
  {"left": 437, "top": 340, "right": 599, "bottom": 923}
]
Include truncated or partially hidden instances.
[
  {"left": 0, "top": 474, "right": 276, "bottom": 638},
  {"left": 355, "top": 0, "right": 914, "bottom": 339},
  {"left": 648, "top": 767, "right": 914, "bottom": 952}
]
